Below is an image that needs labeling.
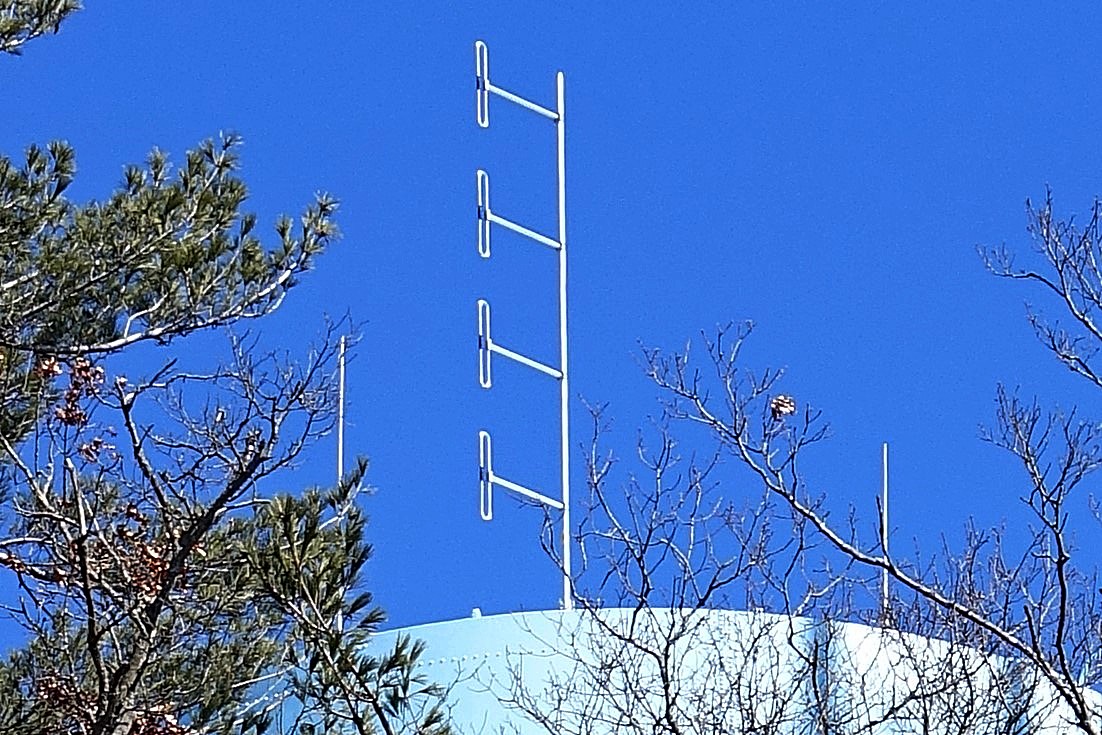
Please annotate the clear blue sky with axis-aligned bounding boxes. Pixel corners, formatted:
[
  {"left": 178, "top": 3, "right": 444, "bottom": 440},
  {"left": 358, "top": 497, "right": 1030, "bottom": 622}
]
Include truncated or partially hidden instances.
[{"left": 3, "top": 3, "right": 1102, "bottom": 628}]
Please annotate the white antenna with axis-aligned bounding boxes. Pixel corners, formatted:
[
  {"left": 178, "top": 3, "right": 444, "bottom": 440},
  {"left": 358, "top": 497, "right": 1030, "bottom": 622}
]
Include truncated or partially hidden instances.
[
  {"left": 335, "top": 335, "right": 348, "bottom": 635},
  {"left": 474, "top": 40, "right": 573, "bottom": 611},
  {"left": 880, "top": 441, "right": 889, "bottom": 617},
  {"left": 337, "top": 335, "right": 346, "bottom": 483}
]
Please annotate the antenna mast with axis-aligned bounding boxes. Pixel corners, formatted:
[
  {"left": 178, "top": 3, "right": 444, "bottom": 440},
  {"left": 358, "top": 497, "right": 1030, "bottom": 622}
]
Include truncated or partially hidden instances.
[
  {"left": 474, "top": 41, "right": 573, "bottom": 611},
  {"left": 337, "top": 335, "right": 346, "bottom": 483},
  {"left": 881, "top": 442, "right": 889, "bottom": 618}
]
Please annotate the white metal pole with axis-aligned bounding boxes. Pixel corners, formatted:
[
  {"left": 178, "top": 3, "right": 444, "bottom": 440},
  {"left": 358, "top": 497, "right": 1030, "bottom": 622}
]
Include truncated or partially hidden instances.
[
  {"left": 338, "top": 336, "right": 346, "bottom": 483},
  {"left": 881, "top": 442, "right": 889, "bottom": 617},
  {"left": 557, "top": 71, "right": 572, "bottom": 611}
]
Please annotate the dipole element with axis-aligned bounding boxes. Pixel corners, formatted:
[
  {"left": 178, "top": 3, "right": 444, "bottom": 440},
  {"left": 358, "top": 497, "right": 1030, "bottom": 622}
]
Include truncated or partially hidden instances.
[{"left": 473, "top": 40, "right": 573, "bottom": 611}]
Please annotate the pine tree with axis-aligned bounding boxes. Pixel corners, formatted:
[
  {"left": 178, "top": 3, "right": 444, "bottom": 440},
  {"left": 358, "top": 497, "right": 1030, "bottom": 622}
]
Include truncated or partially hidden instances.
[{"left": 0, "top": 5, "right": 450, "bottom": 733}]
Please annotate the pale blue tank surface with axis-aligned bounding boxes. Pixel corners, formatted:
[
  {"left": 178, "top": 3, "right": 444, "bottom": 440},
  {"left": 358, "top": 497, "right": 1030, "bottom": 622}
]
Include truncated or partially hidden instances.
[{"left": 372, "top": 608, "right": 1102, "bottom": 734}]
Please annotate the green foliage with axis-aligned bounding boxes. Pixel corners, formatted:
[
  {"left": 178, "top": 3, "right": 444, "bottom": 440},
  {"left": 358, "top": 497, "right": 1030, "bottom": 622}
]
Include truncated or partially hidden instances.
[
  {"left": 0, "top": 131, "right": 338, "bottom": 429},
  {"left": 0, "top": 135, "right": 337, "bottom": 446},
  {"left": 0, "top": 337, "right": 452, "bottom": 735},
  {"left": 0, "top": 1, "right": 80, "bottom": 55},
  {"left": 0, "top": 9, "right": 449, "bottom": 735},
  {"left": 244, "top": 459, "right": 453, "bottom": 735}
]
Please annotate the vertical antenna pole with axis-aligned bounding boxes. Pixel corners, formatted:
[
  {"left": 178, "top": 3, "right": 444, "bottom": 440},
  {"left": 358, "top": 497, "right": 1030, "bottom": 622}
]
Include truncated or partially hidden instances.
[
  {"left": 556, "top": 71, "right": 572, "bottom": 612},
  {"left": 338, "top": 335, "right": 346, "bottom": 483},
  {"left": 474, "top": 41, "right": 573, "bottom": 611},
  {"left": 335, "top": 335, "right": 348, "bottom": 635},
  {"left": 881, "top": 442, "right": 889, "bottom": 617}
]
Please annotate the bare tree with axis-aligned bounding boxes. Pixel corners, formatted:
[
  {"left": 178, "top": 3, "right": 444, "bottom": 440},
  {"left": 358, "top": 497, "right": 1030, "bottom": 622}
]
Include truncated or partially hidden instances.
[
  {"left": 534, "top": 191, "right": 1102, "bottom": 734},
  {"left": 0, "top": 10, "right": 451, "bottom": 732},
  {"left": 0, "top": 326, "right": 450, "bottom": 735},
  {"left": 488, "top": 193, "right": 1102, "bottom": 734},
  {"left": 493, "top": 394, "right": 1063, "bottom": 734}
]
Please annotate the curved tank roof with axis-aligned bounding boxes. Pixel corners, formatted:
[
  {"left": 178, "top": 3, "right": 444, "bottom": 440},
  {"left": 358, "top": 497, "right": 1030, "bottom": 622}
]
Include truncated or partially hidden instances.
[{"left": 372, "top": 608, "right": 1102, "bottom": 733}]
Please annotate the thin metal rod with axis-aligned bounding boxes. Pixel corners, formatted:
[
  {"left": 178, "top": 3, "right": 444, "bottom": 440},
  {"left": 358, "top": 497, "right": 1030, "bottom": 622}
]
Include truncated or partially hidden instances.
[
  {"left": 335, "top": 336, "right": 349, "bottom": 635},
  {"left": 337, "top": 336, "right": 346, "bottom": 483},
  {"left": 881, "top": 442, "right": 889, "bottom": 617},
  {"left": 492, "top": 473, "right": 565, "bottom": 510},
  {"left": 488, "top": 82, "right": 559, "bottom": 120},
  {"left": 556, "top": 70, "right": 572, "bottom": 611},
  {"left": 490, "top": 342, "right": 563, "bottom": 379},
  {"left": 487, "top": 212, "right": 561, "bottom": 250}
]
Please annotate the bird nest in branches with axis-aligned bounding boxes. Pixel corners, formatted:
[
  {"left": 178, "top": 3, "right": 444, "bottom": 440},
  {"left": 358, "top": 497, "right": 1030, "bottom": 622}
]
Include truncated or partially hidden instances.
[{"left": 770, "top": 394, "right": 797, "bottom": 420}]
